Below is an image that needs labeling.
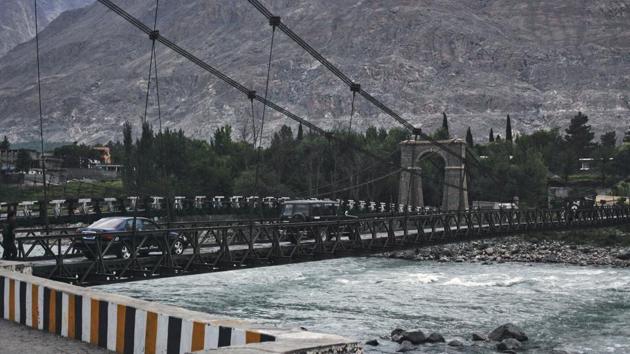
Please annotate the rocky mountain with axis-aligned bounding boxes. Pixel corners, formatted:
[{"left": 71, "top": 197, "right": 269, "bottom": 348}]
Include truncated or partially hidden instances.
[
  {"left": 0, "top": 0, "right": 94, "bottom": 57},
  {"left": 0, "top": 0, "right": 629, "bottom": 144}
]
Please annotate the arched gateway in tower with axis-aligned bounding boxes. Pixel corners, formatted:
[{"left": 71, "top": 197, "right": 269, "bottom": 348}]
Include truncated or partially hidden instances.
[{"left": 398, "top": 139, "right": 468, "bottom": 211}]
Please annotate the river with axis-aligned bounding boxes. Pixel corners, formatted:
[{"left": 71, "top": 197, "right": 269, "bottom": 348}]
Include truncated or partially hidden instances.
[{"left": 97, "top": 258, "right": 630, "bottom": 353}]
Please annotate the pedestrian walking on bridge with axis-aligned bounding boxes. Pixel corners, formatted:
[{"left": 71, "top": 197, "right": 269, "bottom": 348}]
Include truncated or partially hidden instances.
[{"left": 2, "top": 209, "right": 17, "bottom": 260}]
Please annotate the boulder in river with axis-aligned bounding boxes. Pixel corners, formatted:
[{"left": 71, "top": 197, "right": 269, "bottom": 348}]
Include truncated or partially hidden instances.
[
  {"left": 426, "top": 332, "right": 445, "bottom": 343},
  {"left": 488, "top": 323, "right": 528, "bottom": 342},
  {"left": 391, "top": 328, "right": 405, "bottom": 342},
  {"left": 496, "top": 338, "right": 522, "bottom": 351},
  {"left": 447, "top": 339, "right": 464, "bottom": 347},
  {"left": 616, "top": 249, "right": 630, "bottom": 260},
  {"left": 401, "top": 330, "right": 426, "bottom": 345},
  {"left": 472, "top": 332, "right": 488, "bottom": 341},
  {"left": 396, "top": 340, "right": 415, "bottom": 352},
  {"left": 365, "top": 339, "right": 379, "bottom": 346}
]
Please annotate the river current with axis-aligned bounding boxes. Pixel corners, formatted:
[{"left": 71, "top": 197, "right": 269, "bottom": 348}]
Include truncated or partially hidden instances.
[{"left": 98, "top": 258, "right": 630, "bottom": 353}]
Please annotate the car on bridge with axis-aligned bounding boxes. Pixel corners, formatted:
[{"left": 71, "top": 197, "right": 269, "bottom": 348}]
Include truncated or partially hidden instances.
[
  {"left": 74, "top": 217, "right": 186, "bottom": 260},
  {"left": 280, "top": 199, "right": 340, "bottom": 222},
  {"left": 280, "top": 200, "right": 360, "bottom": 243}
]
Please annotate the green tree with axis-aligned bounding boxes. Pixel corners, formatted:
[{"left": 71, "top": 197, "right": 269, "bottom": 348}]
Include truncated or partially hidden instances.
[
  {"left": 212, "top": 125, "right": 233, "bottom": 155},
  {"left": 465, "top": 127, "right": 474, "bottom": 147},
  {"left": 442, "top": 112, "right": 449, "bottom": 132},
  {"left": 136, "top": 122, "right": 155, "bottom": 194},
  {"left": 297, "top": 123, "right": 304, "bottom": 141},
  {"left": 489, "top": 128, "right": 495, "bottom": 143},
  {"left": 106, "top": 141, "right": 124, "bottom": 165},
  {"left": 122, "top": 121, "right": 135, "bottom": 192},
  {"left": 624, "top": 127, "right": 630, "bottom": 143},
  {"left": 613, "top": 146, "right": 630, "bottom": 177},
  {"left": 597, "top": 131, "right": 617, "bottom": 184},
  {"left": 565, "top": 112, "right": 595, "bottom": 157},
  {"left": 434, "top": 112, "right": 450, "bottom": 139},
  {"left": 53, "top": 143, "right": 100, "bottom": 168},
  {"left": 614, "top": 181, "right": 630, "bottom": 197},
  {"left": 15, "top": 149, "right": 33, "bottom": 172},
  {"left": 601, "top": 131, "right": 616, "bottom": 149},
  {"left": 511, "top": 148, "right": 548, "bottom": 207},
  {"left": 506, "top": 115, "right": 513, "bottom": 142},
  {"left": 0, "top": 136, "right": 9, "bottom": 150}
]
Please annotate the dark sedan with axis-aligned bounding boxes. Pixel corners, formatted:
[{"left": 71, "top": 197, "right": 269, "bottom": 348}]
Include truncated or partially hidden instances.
[{"left": 75, "top": 217, "right": 185, "bottom": 259}]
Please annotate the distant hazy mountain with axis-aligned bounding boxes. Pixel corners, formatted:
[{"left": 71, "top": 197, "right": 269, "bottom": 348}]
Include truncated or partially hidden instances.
[
  {"left": 0, "top": 0, "right": 94, "bottom": 57},
  {"left": 0, "top": 0, "right": 629, "bottom": 144}
]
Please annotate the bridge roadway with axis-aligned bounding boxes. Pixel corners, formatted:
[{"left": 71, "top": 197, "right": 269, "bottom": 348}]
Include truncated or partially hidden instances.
[{"left": 15, "top": 206, "right": 630, "bottom": 286}]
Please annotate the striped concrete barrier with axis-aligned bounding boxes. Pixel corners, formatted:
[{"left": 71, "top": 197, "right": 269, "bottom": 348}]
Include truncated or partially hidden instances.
[{"left": 0, "top": 269, "right": 277, "bottom": 354}]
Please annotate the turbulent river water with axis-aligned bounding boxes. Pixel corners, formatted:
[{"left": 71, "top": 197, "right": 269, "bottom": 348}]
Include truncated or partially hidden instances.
[{"left": 98, "top": 258, "right": 630, "bottom": 353}]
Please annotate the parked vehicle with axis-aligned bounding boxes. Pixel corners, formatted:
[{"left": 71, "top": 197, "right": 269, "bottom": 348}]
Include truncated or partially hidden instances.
[
  {"left": 279, "top": 200, "right": 359, "bottom": 243},
  {"left": 279, "top": 199, "right": 340, "bottom": 222},
  {"left": 471, "top": 201, "right": 519, "bottom": 210},
  {"left": 75, "top": 217, "right": 186, "bottom": 259}
]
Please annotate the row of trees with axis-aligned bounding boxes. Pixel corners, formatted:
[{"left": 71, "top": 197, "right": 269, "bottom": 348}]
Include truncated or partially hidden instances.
[
  {"left": 114, "top": 122, "right": 410, "bottom": 202},
  {"left": 469, "top": 113, "right": 630, "bottom": 206},
  {"left": 4, "top": 110, "right": 629, "bottom": 208},
  {"left": 419, "top": 111, "right": 629, "bottom": 206},
  {"left": 1, "top": 136, "right": 33, "bottom": 172}
]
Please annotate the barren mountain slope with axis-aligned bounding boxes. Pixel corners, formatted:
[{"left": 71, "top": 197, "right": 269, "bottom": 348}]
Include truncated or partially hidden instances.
[
  {"left": 0, "top": 0, "right": 94, "bottom": 57},
  {"left": 0, "top": 0, "right": 629, "bottom": 144}
]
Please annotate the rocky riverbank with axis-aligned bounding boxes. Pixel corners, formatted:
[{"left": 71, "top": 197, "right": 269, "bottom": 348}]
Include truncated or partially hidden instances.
[
  {"left": 385, "top": 231, "right": 630, "bottom": 267},
  {"left": 371, "top": 323, "right": 567, "bottom": 354}
]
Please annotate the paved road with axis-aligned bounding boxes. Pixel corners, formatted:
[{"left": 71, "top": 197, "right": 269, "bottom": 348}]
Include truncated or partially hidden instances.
[{"left": 0, "top": 319, "right": 112, "bottom": 354}]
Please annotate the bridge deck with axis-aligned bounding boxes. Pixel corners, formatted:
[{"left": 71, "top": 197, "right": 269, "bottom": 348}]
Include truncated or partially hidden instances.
[{"left": 12, "top": 207, "right": 630, "bottom": 286}]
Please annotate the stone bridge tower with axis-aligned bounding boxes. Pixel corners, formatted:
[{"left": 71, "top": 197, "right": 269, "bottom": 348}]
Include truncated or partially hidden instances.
[{"left": 398, "top": 139, "right": 468, "bottom": 211}]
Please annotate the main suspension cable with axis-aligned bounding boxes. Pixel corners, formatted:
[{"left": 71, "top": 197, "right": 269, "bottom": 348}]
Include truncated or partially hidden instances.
[
  {"left": 93, "top": 0, "right": 469, "bottom": 194},
  {"left": 245, "top": 0, "right": 499, "bottom": 183},
  {"left": 258, "top": 17, "right": 279, "bottom": 149},
  {"left": 248, "top": 91, "right": 258, "bottom": 146},
  {"left": 153, "top": 48, "right": 162, "bottom": 132},
  {"left": 315, "top": 169, "right": 402, "bottom": 198},
  {"left": 33, "top": 0, "right": 48, "bottom": 226},
  {"left": 254, "top": 16, "right": 279, "bottom": 192}
]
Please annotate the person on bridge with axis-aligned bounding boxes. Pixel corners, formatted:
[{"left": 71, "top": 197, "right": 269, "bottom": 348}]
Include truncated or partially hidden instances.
[{"left": 2, "top": 209, "right": 17, "bottom": 260}]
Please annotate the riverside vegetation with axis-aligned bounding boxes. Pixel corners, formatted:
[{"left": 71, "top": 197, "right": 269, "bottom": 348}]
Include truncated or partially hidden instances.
[{"left": 4, "top": 111, "right": 628, "bottom": 208}]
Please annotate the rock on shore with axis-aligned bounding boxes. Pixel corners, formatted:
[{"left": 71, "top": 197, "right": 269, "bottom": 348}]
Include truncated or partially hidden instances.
[
  {"left": 386, "top": 235, "right": 630, "bottom": 267},
  {"left": 387, "top": 323, "right": 567, "bottom": 353}
]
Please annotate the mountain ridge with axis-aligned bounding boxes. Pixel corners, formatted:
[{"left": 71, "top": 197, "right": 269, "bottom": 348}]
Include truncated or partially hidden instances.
[
  {"left": 0, "top": 0, "right": 629, "bottom": 144},
  {"left": 0, "top": 0, "right": 94, "bottom": 57}
]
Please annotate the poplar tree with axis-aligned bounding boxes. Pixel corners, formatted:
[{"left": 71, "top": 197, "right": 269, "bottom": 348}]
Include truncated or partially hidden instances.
[
  {"left": 0, "top": 136, "right": 9, "bottom": 150},
  {"left": 466, "top": 127, "right": 474, "bottom": 147},
  {"left": 565, "top": 111, "right": 594, "bottom": 157},
  {"left": 435, "top": 112, "right": 450, "bottom": 139}
]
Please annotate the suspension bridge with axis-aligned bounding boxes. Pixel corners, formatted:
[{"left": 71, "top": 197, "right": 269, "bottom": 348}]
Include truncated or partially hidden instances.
[
  {"left": 2, "top": 1, "right": 630, "bottom": 354},
  {"left": 2, "top": 0, "right": 629, "bottom": 283}
]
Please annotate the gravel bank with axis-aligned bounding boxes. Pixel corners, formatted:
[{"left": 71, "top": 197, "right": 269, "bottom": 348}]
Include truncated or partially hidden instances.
[{"left": 385, "top": 234, "right": 630, "bottom": 267}]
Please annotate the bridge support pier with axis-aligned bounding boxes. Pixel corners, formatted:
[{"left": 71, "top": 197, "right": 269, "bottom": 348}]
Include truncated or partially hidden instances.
[
  {"left": 398, "top": 139, "right": 468, "bottom": 211},
  {"left": 398, "top": 167, "right": 423, "bottom": 208}
]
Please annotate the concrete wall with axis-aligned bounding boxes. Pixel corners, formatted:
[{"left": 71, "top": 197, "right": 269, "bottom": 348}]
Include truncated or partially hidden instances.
[
  {"left": 0, "top": 268, "right": 359, "bottom": 354},
  {"left": 0, "top": 269, "right": 277, "bottom": 354}
]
